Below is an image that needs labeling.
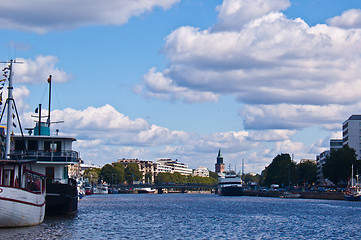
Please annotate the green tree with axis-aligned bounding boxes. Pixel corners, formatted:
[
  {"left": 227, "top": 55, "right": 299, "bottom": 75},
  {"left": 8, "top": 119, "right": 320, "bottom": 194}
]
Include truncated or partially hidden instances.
[
  {"left": 323, "top": 145, "right": 361, "bottom": 185},
  {"left": 124, "top": 163, "right": 142, "bottom": 184},
  {"left": 243, "top": 173, "right": 261, "bottom": 184},
  {"left": 262, "top": 153, "right": 297, "bottom": 187},
  {"left": 83, "top": 168, "right": 101, "bottom": 185},
  {"left": 296, "top": 160, "right": 317, "bottom": 186},
  {"left": 113, "top": 162, "right": 125, "bottom": 184},
  {"left": 100, "top": 164, "right": 118, "bottom": 185}
]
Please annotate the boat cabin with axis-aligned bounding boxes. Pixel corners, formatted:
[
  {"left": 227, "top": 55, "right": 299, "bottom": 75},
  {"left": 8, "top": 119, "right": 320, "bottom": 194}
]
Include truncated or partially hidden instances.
[{"left": 12, "top": 135, "right": 78, "bottom": 185}]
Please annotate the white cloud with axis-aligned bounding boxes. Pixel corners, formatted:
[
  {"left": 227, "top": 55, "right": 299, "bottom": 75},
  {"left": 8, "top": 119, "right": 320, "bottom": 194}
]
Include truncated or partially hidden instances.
[
  {"left": 213, "top": 0, "right": 290, "bottom": 31},
  {"left": 0, "top": 0, "right": 179, "bottom": 33},
  {"left": 327, "top": 9, "right": 361, "bottom": 29},
  {"left": 0, "top": 56, "right": 71, "bottom": 84},
  {"left": 138, "top": 0, "right": 361, "bottom": 136}
]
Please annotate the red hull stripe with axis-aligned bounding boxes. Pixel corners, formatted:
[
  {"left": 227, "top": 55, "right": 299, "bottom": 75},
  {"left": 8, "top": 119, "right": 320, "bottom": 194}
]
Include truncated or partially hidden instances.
[{"left": 0, "top": 196, "right": 45, "bottom": 207}]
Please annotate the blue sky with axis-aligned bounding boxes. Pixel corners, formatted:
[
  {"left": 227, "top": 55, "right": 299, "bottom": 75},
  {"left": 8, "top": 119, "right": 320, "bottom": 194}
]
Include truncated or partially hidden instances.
[{"left": 1, "top": 0, "right": 361, "bottom": 173}]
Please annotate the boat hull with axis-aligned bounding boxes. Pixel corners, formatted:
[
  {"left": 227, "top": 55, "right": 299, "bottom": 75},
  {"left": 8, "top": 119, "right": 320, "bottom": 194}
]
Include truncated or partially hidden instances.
[
  {"left": 45, "top": 182, "right": 78, "bottom": 215},
  {"left": 0, "top": 186, "right": 45, "bottom": 227},
  {"left": 218, "top": 185, "right": 243, "bottom": 196},
  {"left": 344, "top": 194, "right": 361, "bottom": 201}
]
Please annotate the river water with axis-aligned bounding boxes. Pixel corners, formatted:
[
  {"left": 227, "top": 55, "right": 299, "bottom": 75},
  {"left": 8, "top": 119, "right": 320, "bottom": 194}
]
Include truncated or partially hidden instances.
[{"left": 1, "top": 193, "right": 361, "bottom": 239}]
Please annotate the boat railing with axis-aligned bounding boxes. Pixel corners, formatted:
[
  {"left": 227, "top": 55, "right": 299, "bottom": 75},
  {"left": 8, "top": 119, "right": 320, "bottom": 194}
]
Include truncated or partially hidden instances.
[{"left": 11, "top": 150, "right": 79, "bottom": 163}]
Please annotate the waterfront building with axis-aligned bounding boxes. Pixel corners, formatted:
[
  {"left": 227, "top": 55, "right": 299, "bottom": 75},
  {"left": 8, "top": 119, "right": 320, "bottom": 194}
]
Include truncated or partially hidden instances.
[
  {"left": 215, "top": 149, "right": 225, "bottom": 173},
  {"left": 316, "top": 139, "right": 342, "bottom": 186},
  {"left": 156, "top": 159, "right": 193, "bottom": 175},
  {"left": 116, "top": 158, "right": 156, "bottom": 183},
  {"left": 193, "top": 166, "right": 209, "bottom": 177},
  {"left": 343, "top": 115, "right": 361, "bottom": 159}
]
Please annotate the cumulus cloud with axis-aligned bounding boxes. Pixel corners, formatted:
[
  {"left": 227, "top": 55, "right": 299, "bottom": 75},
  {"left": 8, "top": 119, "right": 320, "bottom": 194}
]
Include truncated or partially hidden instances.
[
  {"left": 138, "top": 0, "right": 361, "bottom": 135},
  {"left": 0, "top": 56, "right": 71, "bottom": 84},
  {"left": 0, "top": 0, "right": 179, "bottom": 33},
  {"left": 137, "top": 67, "right": 219, "bottom": 103},
  {"left": 327, "top": 9, "right": 361, "bottom": 29},
  {"left": 213, "top": 0, "right": 290, "bottom": 31}
]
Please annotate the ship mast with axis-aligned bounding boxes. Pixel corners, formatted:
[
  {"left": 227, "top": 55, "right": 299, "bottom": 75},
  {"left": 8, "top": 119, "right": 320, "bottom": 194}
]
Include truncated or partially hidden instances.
[{"left": 5, "top": 60, "right": 14, "bottom": 159}]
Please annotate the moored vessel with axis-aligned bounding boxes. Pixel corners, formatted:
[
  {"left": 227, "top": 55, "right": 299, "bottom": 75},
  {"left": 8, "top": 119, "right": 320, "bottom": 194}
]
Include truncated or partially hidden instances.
[
  {"left": 344, "top": 165, "right": 361, "bottom": 201},
  {"left": 13, "top": 76, "right": 79, "bottom": 215},
  {"left": 218, "top": 173, "right": 243, "bottom": 196},
  {"left": 0, "top": 60, "right": 46, "bottom": 227}
]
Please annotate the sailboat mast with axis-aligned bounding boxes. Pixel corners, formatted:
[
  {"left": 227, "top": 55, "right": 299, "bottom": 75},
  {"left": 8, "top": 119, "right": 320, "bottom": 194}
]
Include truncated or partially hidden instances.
[
  {"left": 5, "top": 60, "right": 13, "bottom": 159},
  {"left": 47, "top": 75, "right": 51, "bottom": 127}
]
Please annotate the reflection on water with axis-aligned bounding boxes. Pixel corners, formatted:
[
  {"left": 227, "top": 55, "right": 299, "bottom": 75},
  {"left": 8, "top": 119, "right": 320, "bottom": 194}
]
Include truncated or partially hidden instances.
[{"left": 1, "top": 194, "right": 361, "bottom": 239}]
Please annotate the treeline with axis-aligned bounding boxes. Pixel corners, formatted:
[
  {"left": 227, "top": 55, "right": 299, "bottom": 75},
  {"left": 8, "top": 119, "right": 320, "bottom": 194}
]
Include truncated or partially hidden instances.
[
  {"left": 260, "top": 145, "right": 361, "bottom": 187},
  {"left": 83, "top": 162, "right": 218, "bottom": 185},
  {"left": 261, "top": 153, "right": 317, "bottom": 187},
  {"left": 83, "top": 163, "right": 142, "bottom": 185},
  {"left": 155, "top": 172, "right": 218, "bottom": 185}
]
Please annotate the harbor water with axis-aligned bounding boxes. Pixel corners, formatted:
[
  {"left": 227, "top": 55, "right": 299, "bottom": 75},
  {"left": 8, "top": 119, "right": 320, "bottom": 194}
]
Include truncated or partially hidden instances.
[{"left": 1, "top": 193, "right": 361, "bottom": 239}]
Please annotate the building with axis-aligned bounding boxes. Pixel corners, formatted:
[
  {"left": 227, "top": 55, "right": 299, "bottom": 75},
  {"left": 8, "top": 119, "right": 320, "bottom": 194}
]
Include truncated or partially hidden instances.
[
  {"left": 343, "top": 115, "right": 361, "bottom": 159},
  {"left": 316, "top": 139, "right": 342, "bottom": 186},
  {"left": 193, "top": 166, "right": 209, "bottom": 177},
  {"left": 116, "top": 158, "right": 156, "bottom": 183},
  {"left": 215, "top": 149, "right": 225, "bottom": 173},
  {"left": 156, "top": 159, "right": 192, "bottom": 175}
]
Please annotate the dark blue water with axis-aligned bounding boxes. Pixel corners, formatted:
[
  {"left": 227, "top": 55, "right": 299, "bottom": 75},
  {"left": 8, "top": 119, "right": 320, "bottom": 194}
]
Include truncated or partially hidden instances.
[{"left": 1, "top": 194, "right": 360, "bottom": 239}]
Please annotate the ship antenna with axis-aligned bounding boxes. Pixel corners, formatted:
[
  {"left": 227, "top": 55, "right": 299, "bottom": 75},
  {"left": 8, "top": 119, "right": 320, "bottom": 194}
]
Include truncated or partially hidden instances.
[{"left": 47, "top": 75, "right": 51, "bottom": 127}]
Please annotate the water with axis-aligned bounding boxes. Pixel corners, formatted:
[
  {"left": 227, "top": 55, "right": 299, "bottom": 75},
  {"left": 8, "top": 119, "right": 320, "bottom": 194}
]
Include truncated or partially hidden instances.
[{"left": 1, "top": 194, "right": 361, "bottom": 239}]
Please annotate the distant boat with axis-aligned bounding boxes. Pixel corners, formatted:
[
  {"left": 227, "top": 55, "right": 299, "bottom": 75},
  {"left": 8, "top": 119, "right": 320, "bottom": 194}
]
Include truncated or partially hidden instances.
[
  {"left": 0, "top": 60, "right": 46, "bottom": 227},
  {"left": 218, "top": 172, "right": 243, "bottom": 196},
  {"left": 136, "top": 187, "right": 156, "bottom": 194},
  {"left": 344, "top": 165, "right": 361, "bottom": 201},
  {"left": 281, "top": 192, "right": 301, "bottom": 198},
  {"left": 93, "top": 184, "right": 108, "bottom": 194}
]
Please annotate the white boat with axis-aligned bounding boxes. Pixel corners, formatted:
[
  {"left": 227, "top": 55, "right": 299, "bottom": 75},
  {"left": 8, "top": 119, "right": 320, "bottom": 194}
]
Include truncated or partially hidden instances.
[
  {"left": 136, "top": 187, "right": 156, "bottom": 194},
  {"left": 93, "top": 184, "right": 108, "bottom": 194},
  {"left": 0, "top": 60, "right": 46, "bottom": 227},
  {"left": 218, "top": 173, "right": 243, "bottom": 196}
]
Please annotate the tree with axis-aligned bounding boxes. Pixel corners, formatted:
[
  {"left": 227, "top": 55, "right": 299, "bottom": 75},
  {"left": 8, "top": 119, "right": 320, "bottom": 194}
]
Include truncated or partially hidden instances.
[
  {"left": 124, "top": 163, "right": 142, "bottom": 184},
  {"left": 100, "top": 164, "right": 118, "bottom": 185},
  {"left": 296, "top": 161, "right": 317, "bottom": 186},
  {"left": 243, "top": 173, "right": 262, "bottom": 184},
  {"left": 262, "top": 153, "right": 297, "bottom": 187},
  {"left": 83, "top": 168, "right": 101, "bottom": 185},
  {"left": 113, "top": 162, "right": 125, "bottom": 184},
  {"left": 323, "top": 145, "right": 361, "bottom": 185}
]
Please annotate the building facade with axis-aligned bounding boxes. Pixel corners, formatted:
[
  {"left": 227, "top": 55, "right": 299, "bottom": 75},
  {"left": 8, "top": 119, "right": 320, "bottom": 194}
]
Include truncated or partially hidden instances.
[
  {"left": 193, "top": 166, "right": 209, "bottom": 177},
  {"left": 316, "top": 139, "right": 343, "bottom": 186},
  {"left": 343, "top": 115, "right": 361, "bottom": 159},
  {"left": 116, "top": 158, "right": 156, "bottom": 183},
  {"left": 155, "top": 159, "right": 193, "bottom": 175},
  {"left": 215, "top": 149, "right": 225, "bottom": 173}
]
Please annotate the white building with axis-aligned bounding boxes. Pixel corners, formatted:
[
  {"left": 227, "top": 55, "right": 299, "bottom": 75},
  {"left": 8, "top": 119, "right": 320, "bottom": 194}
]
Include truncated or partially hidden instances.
[
  {"left": 193, "top": 167, "right": 209, "bottom": 177},
  {"left": 343, "top": 115, "right": 361, "bottom": 159},
  {"left": 156, "top": 159, "right": 192, "bottom": 176}
]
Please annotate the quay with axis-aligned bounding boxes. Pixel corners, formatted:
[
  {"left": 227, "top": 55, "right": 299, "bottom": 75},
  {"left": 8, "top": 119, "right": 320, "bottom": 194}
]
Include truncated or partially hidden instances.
[{"left": 243, "top": 190, "right": 345, "bottom": 200}]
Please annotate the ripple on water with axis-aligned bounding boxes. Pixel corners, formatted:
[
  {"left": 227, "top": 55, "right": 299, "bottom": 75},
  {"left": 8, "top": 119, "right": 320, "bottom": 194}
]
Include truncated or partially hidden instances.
[{"left": 1, "top": 194, "right": 361, "bottom": 239}]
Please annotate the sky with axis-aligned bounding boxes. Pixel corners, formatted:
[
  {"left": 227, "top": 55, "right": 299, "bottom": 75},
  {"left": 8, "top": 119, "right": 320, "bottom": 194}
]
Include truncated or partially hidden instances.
[{"left": 1, "top": 0, "right": 361, "bottom": 174}]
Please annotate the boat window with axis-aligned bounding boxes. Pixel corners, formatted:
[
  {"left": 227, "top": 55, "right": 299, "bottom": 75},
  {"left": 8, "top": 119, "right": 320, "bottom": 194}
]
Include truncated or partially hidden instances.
[
  {"left": 44, "top": 141, "right": 62, "bottom": 152},
  {"left": 46, "top": 167, "right": 55, "bottom": 184},
  {"left": 28, "top": 140, "right": 38, "bottom": 150},
  {"left": 14, "top": 140, "right": 26, "bottom": 151}
]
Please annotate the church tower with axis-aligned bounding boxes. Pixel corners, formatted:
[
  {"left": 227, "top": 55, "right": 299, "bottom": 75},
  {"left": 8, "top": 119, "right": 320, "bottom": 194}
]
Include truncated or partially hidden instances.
[{"left": 215, "top": 149, "right": 225, "bottom": 173}]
